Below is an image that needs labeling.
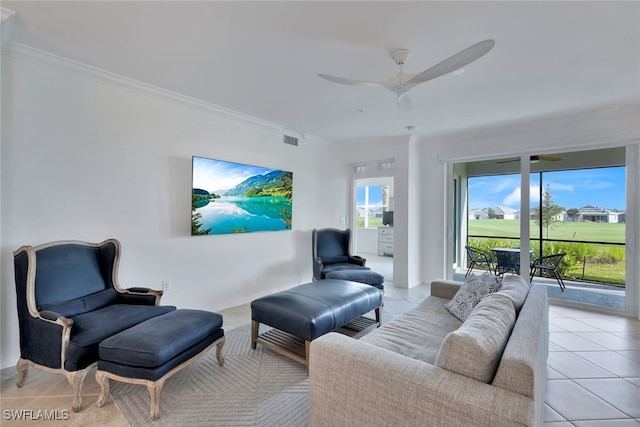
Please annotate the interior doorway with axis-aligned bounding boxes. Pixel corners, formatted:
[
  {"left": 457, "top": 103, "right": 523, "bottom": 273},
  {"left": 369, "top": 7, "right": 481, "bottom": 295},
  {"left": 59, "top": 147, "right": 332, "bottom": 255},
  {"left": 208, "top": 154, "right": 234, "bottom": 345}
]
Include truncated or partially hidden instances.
[{"left": 353, "top": 177, "right": 394, "bottom": 284}]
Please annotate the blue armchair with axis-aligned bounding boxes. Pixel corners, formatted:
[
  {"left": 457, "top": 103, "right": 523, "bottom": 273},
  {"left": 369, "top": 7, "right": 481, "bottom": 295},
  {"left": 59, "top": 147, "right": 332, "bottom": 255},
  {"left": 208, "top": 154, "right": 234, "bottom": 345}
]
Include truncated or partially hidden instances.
[
  {"left": 312, "top": 228, "right": 369, "bottom": 281},
  {"left": 13, "top": 239, "right": 175, "bottom": 412}
]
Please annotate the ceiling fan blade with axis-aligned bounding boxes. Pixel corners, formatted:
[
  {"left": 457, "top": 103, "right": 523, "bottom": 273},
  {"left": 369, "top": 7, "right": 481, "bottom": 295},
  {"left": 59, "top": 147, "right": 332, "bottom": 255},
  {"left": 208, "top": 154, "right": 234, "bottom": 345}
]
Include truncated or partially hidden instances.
[
  {"left": 318, "top": 73, "right": 382, "bottom": 87},
  {"left": 406, "top": 39, "right": 495, "bottom": 85},
  {"left": 397, "top": 93, "right": 413, "bottom": 112},
  {"left": 496, "top": 155, "right": 563, "bottom": 164}
]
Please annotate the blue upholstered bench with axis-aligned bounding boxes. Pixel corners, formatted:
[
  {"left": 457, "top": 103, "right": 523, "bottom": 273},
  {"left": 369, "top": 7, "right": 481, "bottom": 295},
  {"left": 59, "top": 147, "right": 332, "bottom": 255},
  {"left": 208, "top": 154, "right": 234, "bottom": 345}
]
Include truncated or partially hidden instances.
[
  {"left": 324, "top": 269, "right": 384, "bottom": 290},
  {"left": 251, "top": 279, "right": 383, "bottom": 369},
  {"left": 95, "top": 309, "right": 225, "bottom": 420}
]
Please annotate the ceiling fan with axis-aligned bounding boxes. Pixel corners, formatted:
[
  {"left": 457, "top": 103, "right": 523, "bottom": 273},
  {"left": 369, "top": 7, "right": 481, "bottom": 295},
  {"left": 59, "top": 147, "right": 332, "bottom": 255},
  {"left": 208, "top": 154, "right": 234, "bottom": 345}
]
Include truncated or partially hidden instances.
[
  {"left": 318, "top": 39, "right": 495, "bottom": 112},
  {"left": 496, "top": 155, "right": 562, "bottom": 164}
]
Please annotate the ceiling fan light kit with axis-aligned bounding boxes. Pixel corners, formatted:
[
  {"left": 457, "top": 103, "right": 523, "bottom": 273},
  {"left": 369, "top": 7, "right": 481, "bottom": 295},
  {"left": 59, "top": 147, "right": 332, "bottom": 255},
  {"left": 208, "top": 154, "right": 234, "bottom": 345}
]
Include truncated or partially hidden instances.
[{"left": 318, "top": 39, "right": 495, "bottom": 112}]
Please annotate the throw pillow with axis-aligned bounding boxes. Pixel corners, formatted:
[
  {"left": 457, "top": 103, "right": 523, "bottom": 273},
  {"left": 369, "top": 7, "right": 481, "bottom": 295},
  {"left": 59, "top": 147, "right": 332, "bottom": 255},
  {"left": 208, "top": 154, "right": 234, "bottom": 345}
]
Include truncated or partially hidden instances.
[
  {"left": 495, "top": 274, "right": 530, "bottom": 312},
  {"left": 436, "top": 293, "right": 517, "bottom": 383},
  {"left": 444, "top": 272, "right": 501, "bottom": 322}
]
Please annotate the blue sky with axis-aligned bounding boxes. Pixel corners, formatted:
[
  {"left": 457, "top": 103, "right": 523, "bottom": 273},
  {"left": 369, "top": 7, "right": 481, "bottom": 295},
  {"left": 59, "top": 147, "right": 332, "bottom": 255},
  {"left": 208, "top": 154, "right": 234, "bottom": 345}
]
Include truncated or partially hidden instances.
[
  {"left": 468, "top": 167, "right": 626, "bottom": 211},
  {"left": 356, "top": 185, "right": 384, "bottom": 205},
  {"left": 192, "top": 156, "right": 274, "bottom": 191}
]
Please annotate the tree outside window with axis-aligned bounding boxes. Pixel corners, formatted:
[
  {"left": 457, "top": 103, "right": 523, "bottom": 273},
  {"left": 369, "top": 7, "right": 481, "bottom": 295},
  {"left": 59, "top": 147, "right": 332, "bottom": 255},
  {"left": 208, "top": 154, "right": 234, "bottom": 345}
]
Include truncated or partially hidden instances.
[{"left": 532, "top": 184, "right": 565, "bottom": 238}]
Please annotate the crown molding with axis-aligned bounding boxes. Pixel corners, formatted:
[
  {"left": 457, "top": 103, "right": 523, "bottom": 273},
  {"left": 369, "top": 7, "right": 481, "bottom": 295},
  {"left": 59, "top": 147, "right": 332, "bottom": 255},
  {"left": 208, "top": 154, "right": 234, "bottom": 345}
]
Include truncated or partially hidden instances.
[
  {"left": 1, "top": 42, "right": 284, "bottom": 131},
  {"left": 1, "top": 7, "right": 16, "bottom": 46}
]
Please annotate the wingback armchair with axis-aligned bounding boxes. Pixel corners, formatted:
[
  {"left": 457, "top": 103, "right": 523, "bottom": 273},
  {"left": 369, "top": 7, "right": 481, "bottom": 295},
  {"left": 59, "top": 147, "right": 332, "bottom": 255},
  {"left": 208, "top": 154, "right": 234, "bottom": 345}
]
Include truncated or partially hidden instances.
[
  {"left": 13, "top": 238, "right": 175, "bottom": 412},
  {"left": 312, "top": 228, "right": 369, "bottom": 281}
]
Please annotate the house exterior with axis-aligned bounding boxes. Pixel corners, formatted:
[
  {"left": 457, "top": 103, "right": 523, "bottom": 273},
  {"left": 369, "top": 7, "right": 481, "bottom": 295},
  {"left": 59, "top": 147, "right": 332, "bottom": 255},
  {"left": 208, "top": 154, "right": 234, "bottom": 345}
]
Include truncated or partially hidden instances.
[
  {"left": 529, "top": 209, "right": 566, "bottom": 222},
  {"left": 486, "top": 206, "right": 518, "bottom": 220},
  {"left": 578, "top": 205, "right": 624, "bottom": 223},
  {"left": 468, "top": 209, "right": 488, "bottom": 220}
]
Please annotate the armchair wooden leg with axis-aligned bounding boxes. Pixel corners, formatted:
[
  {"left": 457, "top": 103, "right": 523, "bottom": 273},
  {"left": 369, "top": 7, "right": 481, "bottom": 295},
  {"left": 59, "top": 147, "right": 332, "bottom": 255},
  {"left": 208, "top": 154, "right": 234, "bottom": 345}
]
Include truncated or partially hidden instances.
[
  {"left": 16, "top": 359, "right": 29, "bottom": 387},
  {"left": 64, "top": 368, "right": 90, "bottom": 412}
]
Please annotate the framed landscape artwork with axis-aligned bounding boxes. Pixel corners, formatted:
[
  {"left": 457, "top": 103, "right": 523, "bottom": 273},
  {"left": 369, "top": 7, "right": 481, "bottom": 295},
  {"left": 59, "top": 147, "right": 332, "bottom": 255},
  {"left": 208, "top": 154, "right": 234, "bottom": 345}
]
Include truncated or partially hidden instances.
[{"left": 191, "top": 156, "right": 293, "bottom": 235}]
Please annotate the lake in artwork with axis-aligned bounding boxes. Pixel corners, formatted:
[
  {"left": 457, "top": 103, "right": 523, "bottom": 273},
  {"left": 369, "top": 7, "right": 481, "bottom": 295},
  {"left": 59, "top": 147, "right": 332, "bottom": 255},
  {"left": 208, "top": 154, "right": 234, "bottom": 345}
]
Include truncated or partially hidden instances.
[{"left": 191, "top": 157, "right": 293, "bottom": 235}]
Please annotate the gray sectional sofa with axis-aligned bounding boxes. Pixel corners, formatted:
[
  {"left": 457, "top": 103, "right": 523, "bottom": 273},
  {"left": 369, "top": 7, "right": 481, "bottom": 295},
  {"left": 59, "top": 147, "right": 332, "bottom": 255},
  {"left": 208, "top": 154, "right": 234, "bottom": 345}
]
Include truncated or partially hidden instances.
[{"left": 309, "top": 274, "right": 549, "bottom": 427}]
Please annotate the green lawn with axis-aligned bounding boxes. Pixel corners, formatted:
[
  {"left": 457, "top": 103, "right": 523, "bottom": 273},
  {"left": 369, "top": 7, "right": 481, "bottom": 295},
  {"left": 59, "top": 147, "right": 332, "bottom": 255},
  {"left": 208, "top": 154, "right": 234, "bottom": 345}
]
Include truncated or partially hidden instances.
[
  {"left": 356, "top": 217, "right": 383, "bottom": 228},
  {"left": 468, "top": 220, "right": 625, "bottom": 243}
]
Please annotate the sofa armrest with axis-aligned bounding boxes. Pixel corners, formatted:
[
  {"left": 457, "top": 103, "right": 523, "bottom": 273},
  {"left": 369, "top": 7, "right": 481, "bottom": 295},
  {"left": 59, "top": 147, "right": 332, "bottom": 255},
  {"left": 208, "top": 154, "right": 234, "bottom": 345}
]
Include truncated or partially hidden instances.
[
  {"left": 26, "top": 310, "right": 74, "bottom": 371},
  {"left": 310, "top": 333, "right": 535, "bottom": 427},
  {"left": 312, "top": 257, "right": 323, "bottom": 281},
  {"left": 350, "top": 255, "right": 366, "bottom": 266},
  {"left": 40, "top": 310, "right": 66, "bottom": 322},
  {"left": 117, "top": 288, "right": 163, "bottom": 305},
  {"left": 126, "top": 287, "right": 153, "bottom": 293},
  {"left": 430, "top": 279, "right": 462, "bottom": 300}
]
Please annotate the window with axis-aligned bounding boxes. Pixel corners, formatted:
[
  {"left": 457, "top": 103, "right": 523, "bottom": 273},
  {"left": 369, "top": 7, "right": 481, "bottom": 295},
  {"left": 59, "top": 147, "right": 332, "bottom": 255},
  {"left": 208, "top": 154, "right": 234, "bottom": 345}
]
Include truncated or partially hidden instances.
[{"left": 356, "top": 184, "right": 391, "bottom": 228}]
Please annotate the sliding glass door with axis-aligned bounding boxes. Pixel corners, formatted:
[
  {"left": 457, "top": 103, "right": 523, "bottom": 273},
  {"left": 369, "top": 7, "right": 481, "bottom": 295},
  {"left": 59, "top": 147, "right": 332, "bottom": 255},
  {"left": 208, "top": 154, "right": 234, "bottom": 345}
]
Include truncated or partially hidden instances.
[{"left": 452, "top": 147, "right": 632, "bottom": 313}]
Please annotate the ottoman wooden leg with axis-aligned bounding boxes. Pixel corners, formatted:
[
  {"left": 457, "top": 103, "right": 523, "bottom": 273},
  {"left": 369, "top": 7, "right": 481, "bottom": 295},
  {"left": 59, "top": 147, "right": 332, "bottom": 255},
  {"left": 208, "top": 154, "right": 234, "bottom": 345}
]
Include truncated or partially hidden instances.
[
  {"left": 375, "top": 307, "right": 381, "bottom": 326},
  {"left": 95, "top": 335, "right": 224, "bottom": 421},
  {"left": 305, "top": 340, "right": 311, "bottom": 373},
  {"left": 251, "top": 320, "right": 259, "bottom": 350},
  {"left": 147, "top": 379, "right": 165, "bottom": 421},
  {"left": 216, "top": 336, "right": 226, "bottom": 366},
  {"left": 96, "top": 370, "right": 110, "bottom": 408}
]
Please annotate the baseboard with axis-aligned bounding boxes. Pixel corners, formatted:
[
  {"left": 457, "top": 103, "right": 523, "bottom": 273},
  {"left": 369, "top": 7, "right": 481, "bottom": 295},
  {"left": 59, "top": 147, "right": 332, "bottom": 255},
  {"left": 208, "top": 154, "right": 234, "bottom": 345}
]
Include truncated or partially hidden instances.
[{"left": 1, "top": 365, "right": 17, "bottom": 379}]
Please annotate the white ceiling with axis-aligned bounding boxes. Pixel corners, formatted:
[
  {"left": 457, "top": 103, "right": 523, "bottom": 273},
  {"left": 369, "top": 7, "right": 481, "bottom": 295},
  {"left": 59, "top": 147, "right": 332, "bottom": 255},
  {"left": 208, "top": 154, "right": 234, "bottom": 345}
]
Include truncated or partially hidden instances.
[{"left": 3, "top": 1, "right": 640, "bottom": 144}]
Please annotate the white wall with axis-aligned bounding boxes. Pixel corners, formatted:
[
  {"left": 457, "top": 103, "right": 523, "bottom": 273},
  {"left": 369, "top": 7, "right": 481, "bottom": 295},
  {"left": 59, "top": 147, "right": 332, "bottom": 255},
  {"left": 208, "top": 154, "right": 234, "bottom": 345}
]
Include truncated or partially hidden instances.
[{"left": 0, "top": 51, "right": 349, "bottom": 369}]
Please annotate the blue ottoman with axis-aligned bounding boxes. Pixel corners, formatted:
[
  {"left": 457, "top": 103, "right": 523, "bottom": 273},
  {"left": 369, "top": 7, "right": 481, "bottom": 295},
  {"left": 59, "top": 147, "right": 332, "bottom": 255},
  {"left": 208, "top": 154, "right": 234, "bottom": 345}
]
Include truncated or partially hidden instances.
[
  {"left": 95, "top": 309, "right": 225, "bottom": 420},
  {"left": 251, "top": 279, "right": 383, "bottom": 369},
  {"left": 325, "top": 269, "right": 385, "bottom": 290}
]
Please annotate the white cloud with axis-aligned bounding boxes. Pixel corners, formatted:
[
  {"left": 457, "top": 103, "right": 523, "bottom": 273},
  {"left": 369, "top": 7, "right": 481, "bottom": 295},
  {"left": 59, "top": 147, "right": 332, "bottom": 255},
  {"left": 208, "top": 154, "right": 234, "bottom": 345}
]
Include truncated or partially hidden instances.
[
  {"left": 503, "top": 187, "right": 521, "bottom": 206},
  {"left": 502, "top": 184, "right": 541, "bottom": 207}
]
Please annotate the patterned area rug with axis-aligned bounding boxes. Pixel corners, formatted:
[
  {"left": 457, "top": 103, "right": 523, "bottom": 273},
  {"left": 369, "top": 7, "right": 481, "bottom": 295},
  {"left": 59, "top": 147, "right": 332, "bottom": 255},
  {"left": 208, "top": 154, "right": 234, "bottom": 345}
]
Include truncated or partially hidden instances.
[{"left": 112, "top": 297, "right": 416, "bottom": 426}]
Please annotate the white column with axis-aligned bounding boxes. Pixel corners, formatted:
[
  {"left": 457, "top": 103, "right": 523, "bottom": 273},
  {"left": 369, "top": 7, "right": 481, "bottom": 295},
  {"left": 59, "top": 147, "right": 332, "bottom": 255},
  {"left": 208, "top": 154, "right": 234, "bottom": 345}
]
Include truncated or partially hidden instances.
[{"left": 520, "top": 156, "right": 531, "bottom": 278}]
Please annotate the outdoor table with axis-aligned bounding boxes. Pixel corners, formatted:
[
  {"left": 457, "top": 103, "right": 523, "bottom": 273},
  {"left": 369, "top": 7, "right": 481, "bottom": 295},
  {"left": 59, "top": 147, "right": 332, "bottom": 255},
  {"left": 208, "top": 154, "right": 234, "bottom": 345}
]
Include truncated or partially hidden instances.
[{"left": 491, "top": 247, "right": 533, "bottom": 276}]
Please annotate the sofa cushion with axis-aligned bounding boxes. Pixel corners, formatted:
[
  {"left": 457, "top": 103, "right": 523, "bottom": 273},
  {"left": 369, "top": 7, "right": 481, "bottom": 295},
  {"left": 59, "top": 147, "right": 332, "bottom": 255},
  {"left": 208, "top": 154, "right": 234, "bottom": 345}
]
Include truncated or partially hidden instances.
[
  {"left": 38, "top": 289, "right": 119, "bottom": 318},
  {"left": 495, "top": 274, "right": 530, "bottom": 312},
  {"left": 436, "top": 293, "right": 516, "bottom": 383},
  {"left": 361, "top": 296, "right": 462, "bottom": 364},
  {"left": 444, "top": 272, "right": 501, "bottom": 321}
]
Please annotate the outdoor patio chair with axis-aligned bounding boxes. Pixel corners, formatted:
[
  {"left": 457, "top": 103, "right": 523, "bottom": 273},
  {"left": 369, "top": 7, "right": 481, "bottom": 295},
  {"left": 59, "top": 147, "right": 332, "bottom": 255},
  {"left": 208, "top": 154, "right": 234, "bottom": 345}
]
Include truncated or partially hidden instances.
[
  {"left": 530, "top": 253, "right": 566, "bottom": 291},
  {"left": 464, "top": 246, "right": 495, "bottom": 277}
]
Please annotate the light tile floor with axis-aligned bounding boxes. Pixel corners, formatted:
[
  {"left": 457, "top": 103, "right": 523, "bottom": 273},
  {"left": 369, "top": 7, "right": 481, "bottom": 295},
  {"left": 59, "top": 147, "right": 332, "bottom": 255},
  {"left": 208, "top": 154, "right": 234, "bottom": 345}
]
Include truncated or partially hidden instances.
[{"left": 1, "top": 284, "right": 639, "bottom": 426}]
